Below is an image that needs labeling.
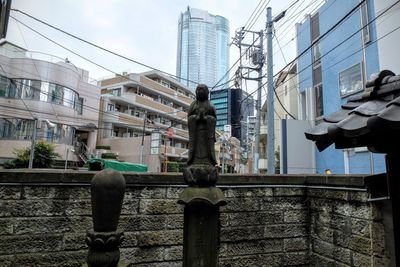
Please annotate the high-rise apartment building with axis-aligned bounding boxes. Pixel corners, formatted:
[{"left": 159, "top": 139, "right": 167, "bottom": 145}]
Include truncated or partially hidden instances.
[{"left": 176, "top": 7, "right": 230, "bottom": 90}]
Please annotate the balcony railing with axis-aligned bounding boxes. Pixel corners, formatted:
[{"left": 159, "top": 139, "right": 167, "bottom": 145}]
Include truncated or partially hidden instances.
[
  {"left": 103, "top": 110, "right": 189, "bottom": 140},
  {"left": 140, "top": 76, "right": 193, "bottom": 106}
]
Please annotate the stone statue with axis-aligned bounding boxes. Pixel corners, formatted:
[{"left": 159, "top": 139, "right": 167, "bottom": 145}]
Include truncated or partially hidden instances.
[
  {"left": 187, "top": 84, "right": 217, "bottom": 166},
  {"left": 184, "top": 84, "right": 218, "bottom": 186},
  {"left": 179, "top": 84, "right": 226, "bottom": 267}
]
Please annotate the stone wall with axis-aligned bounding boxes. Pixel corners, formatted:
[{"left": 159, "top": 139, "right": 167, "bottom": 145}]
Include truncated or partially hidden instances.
[{"left": 0, "top": 170, "right": 392, "bottom": 266}]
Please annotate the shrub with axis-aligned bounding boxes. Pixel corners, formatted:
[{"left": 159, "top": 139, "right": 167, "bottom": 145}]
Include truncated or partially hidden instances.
[
  {"left": 3, "top": 140, "right": 60, "bottom": 169},
  {"left": 101, "top": 152, "right": 117, "bottom": 159}
]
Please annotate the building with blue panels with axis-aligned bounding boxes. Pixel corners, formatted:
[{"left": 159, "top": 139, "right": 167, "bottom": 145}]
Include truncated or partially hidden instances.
[
  {"left": 210, "top": 88, "right": 254, "bottom": 145},
  {"left": 176, "top": 7, "right": 230, "bottom": 90},
  {"left": 296, "top": 0, "right": 386, "bottom": 174}
]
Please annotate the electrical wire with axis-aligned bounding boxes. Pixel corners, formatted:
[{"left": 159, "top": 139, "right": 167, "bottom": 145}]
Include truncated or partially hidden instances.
[
  {"left": 243, "top": 0, "right": 390, "bottom": 107},
  {"left": 11, "top": 8, "right": 199, "bottom": 86},
  {"left": 243, "top": 0, "right": 265, "bottom": 30},
  {"left": 264, "top": 0, "right": 400, "bottom": 100}
]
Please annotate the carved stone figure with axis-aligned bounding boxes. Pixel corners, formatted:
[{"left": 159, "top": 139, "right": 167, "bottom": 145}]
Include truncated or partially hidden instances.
[
  {"left": 179, "top": 84, "right": 226, "bottom": 267},
  {"left": 184, "top": 84, "right": 218, "bottom": 186}
]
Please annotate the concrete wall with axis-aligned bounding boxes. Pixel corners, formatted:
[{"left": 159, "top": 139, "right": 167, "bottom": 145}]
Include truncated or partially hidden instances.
[{"left": 0, "top": 171, "right": 392, "bottom": 266}]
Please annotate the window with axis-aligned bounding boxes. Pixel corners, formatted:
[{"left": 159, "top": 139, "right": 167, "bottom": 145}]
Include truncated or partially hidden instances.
[
  {"left": 312, "top": 42, "right": 321, "bottom": 67},
  {"left": 216, "top": 108, "right": 227, "bottom": 115},
  {"left": 339, "top": 63, "right": 363, "bottom": 97},
  {"left": 77, "top": 97, "right": 84, "bottom": 115},
  {"left": 0, "top": 76, "right": 9, "bottom": 97},
  {"left": 360, "top": 1, "right": 371, "bottom": 44},
  {"left": 107, "top": 103, "right": 115, "bottom": 111},
  {"left": 218, "top": 114, "right": 228, "bottom": 120},
  {"left": 310, "top": 13, "right": 321, "bottom": 68},
  {"left": 315, "top": 84, "right": 324, "bottom": 118},
  {"left": 214, "top": 103, "right": 228, "bottom": 109},
  {"left": 0, "top": 118, "right": 35, "bottom": 140},
  {"left": 211, "top": 98, "right": 227, "bottom": 104},
  {"left": 111, "top": 88, "right": 121, "bottom": 96},
  {"left": 49, "top": 84, "right": 63, "bottom": 105}
]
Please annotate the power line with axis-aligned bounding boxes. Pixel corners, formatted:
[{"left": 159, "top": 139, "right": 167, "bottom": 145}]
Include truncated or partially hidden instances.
[
  {"left": 274, "top": 0, "right": 368, "bottom": 83},
  {"left": 239, "top": 0, "right": 398, "bottom": 117},
  {"left": 264, "top": 0, "right": 400, "bottom": 100},
  {"left": 246, "top": 0, "right": 271, "bottom": 31},
  {"left": 1, "top": 76, "right": 192, "bottom": 135},
  {"left": 11, "top": 9, "right": 199, "bottom": 86},
  {"left": 243, "top": 0, "right": 265, "bottom": 30},
  {"left": 272, "top": 0, "right": 334, "bottom": 53},
  {"left": 271, "top": 23, "right": 400, "bottom": 102},
  {"left": 8, "top": 16, "right": 195, "bottom": 120}
]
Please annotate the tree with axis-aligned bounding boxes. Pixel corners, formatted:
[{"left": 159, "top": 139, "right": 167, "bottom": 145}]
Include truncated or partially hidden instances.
[{"left": 4, "top": 140, "right": 60, "bottom": 169}]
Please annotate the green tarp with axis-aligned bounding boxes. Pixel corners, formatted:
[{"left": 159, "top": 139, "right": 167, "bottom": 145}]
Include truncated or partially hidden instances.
[{"left": 86, "top": 159, "right": 148, "bottom": 172}]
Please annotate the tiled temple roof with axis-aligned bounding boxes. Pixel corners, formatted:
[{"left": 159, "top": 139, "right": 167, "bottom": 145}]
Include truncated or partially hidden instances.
[{"left": 305, "top": 70, "right": 400, "bottom": 154}]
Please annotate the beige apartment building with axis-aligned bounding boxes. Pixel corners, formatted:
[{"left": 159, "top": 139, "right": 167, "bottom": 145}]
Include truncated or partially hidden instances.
[
  {"left": 260, "top": 63, "right": 299, "bottom": 173},
  {"left": 97, "top": 70, "right": 194, "bottom": 172},
  {"left": 0, "top": 41, "right": 100, "bottom": 165}
]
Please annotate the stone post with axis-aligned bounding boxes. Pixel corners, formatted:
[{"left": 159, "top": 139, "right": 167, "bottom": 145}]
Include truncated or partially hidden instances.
[
  {"left": 84, "top": 169, "right": 126, "bottom": 267},
  {"left": 178, "top": 84, "right": 227, "bottom": 267}
]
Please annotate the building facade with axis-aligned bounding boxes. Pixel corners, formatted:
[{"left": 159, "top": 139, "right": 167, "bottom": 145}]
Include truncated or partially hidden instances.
[
  {"left": 98, "top": 70, "right": 194, "bottom": 172},
  {"left": 260, "top": 63, "right": 300, "bottom": 173},
  {"left": 0, "top": 41, "right": 100, "bottom": 165},
  {"left": 210, "top": 88, "right": 254, "bottom": 145},
  {"left": 296, "top": 0, "right": 386, "bottom": 174},
  {"left": 373, "top": 0, "right": 400, "bottom": 74},
  {"left": 176, "top": 7, "right": 230, "bottom": 90}
]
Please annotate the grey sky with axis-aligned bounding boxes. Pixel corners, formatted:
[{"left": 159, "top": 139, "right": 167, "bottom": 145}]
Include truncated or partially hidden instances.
[{"left": 7, "top": 0, "right": 322, "bottom": 86}]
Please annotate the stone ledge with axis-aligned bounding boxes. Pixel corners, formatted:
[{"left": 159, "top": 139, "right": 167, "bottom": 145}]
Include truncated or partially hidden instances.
[{"left": 0, "top": 170, "right": 368, "bottom": 188}]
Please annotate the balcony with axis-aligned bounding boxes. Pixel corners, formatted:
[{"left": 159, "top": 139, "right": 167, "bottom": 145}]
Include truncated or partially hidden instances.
[
  {"left": 161, "top": 145, "right": 188, "bottom": 159},
  {"left": 102, "top": 110, "right": 189, "bottom": 140},
  {"left": 140, "top": 76, "right": 193, "bottom": 106},
  {"left": 105, "top": 94, "right": 187, "bottom": 122},
  {"left": 102, "top": 110, "right": 144, "bottom": 126}
]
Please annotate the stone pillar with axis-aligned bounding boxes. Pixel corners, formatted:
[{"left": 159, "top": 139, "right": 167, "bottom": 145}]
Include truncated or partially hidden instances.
[
  {"left": 84, "top": 169, "right": 126, "bottom": 267},
  {"left": 178, "top": 187, "right": 226, "bottom": 267},
  {"left": 178, "top": 84, "right": 226, "bottom": 267}
]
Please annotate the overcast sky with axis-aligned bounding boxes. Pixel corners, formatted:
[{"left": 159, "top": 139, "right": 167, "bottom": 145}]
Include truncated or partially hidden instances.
[{"left": 7, "top": 0, "right": 323, "bottom": 86}]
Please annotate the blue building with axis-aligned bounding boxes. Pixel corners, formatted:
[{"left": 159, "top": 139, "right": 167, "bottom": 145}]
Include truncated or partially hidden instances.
[
  {"left": 210, "top": 88, "right": 254, "bottom": 145},
  {"left": 296, "top": 0, "right": 385, "bottom": 174},
  {"left": 176, "top": 7, "right": 230, "bottom": 90}
]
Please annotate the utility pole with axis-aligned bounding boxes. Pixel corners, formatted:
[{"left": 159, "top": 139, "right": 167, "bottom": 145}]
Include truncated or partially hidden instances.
[
  {"left": 266, "top": 7, "right": 285, "bottom": 175},
  {"left": 232, "top": 27, "right": 264, "bottom": 174},
  {"left": 253, "top": 30, "right": 263, "bottom": 174},
  {"left": 266, "top": 7, "right": 275, "bottom": 175},
  {"left": 28, "top": 118, "right": 38, "bottom": 169}
]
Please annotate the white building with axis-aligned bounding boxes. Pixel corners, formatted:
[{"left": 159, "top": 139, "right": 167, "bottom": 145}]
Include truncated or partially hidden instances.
[
  {"left": 0, "top": 41, "right": 100, "bottom": 165},
  {"left": 374, "top": 0, "right": 400, "bottom": 74}
]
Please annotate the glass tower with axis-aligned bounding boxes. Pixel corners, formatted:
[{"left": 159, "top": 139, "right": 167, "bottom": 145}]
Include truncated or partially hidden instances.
[{"left": 176, "top": 7, "right": 230, "bottom": 90}]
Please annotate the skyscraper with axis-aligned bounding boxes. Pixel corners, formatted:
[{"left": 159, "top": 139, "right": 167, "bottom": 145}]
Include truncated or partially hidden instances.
[{"left": 176, "top": 7, "right": 230, "bottom": 90}]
